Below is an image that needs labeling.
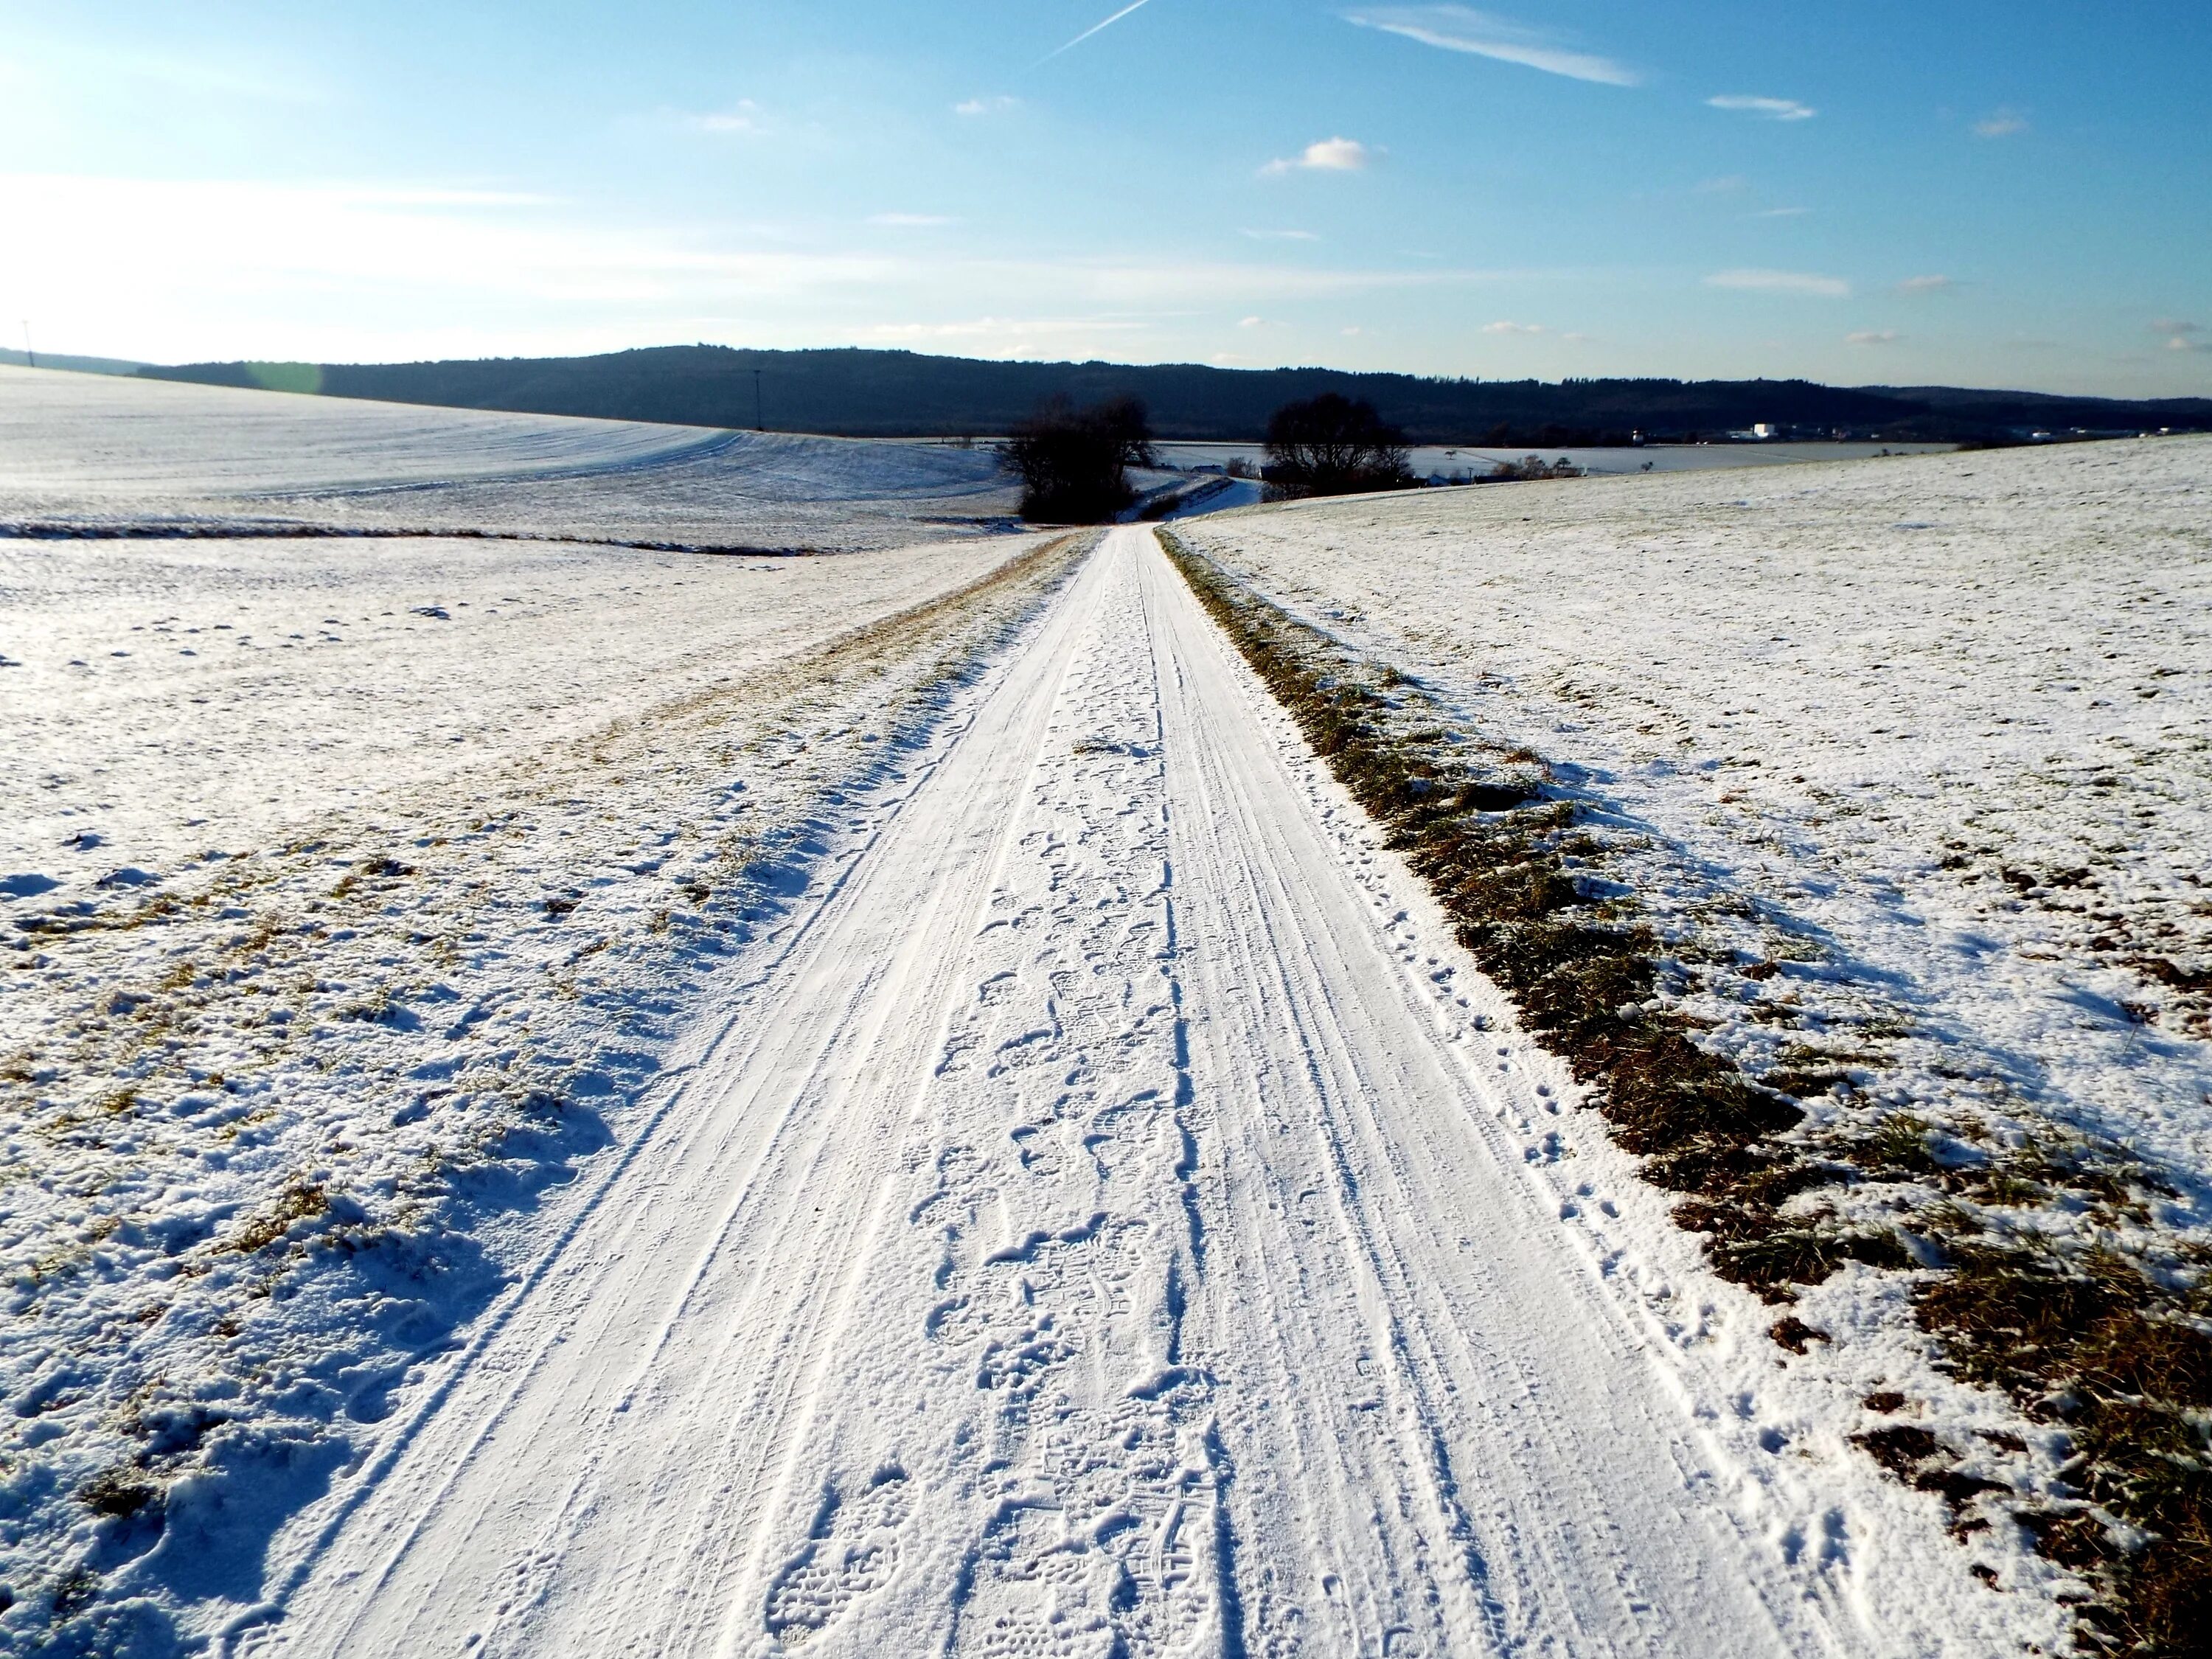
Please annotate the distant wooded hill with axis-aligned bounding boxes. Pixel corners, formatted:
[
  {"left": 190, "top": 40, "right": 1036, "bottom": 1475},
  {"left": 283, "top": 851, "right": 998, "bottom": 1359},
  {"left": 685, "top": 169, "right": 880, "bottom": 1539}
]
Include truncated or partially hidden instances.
[{"left": 137, "top": 345, "right": 2212, "bottom": 445}]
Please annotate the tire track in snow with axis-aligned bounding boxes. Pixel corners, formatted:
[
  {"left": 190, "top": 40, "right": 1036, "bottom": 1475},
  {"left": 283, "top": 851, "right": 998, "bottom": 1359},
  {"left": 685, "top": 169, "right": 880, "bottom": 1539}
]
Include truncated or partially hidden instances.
[{"left": 251, "top": 528, "right": 1863, "bottom": 1657}]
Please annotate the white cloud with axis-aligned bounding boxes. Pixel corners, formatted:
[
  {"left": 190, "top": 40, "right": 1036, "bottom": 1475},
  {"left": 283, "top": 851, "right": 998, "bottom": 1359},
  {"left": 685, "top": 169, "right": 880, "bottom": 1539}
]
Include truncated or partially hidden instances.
[
  {"left": 1241, "top": 228, "right": 1320, "bottom": 241},
  {"left": 1752, "top": 206, "right": 1811, "bottom": 218},
  {"left": 1262, "top": 137, "right": 1377, "bottom": 175},
  {"left": 868, "top": 212, "right": 959, "bottom": 227},
  {"left": 1705, "top": 268, "right": 1851, "bottom": 298},
  {"left": 2156, "top": 320, "right": 2202, "bottom": 352},
  {"left": 954, "top": 95, "right": 1019, "bottom": 117},
  {"left": 1481, "top": 319, "right": 1546, "bottom": 334},
  {"left": 1695, "top": 175, "right": 1750, "bottom": 195},
  {"left": 1238, "top": 316, "right": 1266, "bottom": 328},
  {"left": 1973, "top": 109, "right": 2028, "bottom": 138},
  {"left": 1707, "top": 94, "right": 1816, "bottom": 122},
  {"left": 685, "top": 101, "right": 761, "bottom": 136},
  {"left": 1896, "top": 274, "right": 1955, "bottom": 293},
  {"left": 1846, "top": 330, "right": 1901, "bottom": 346},
  {"left": 2166, "top": 335, "right": 2199, "bottom": 352},
  {"left": 1343, "top": 6, "right": 1640, "bottom": 86}
]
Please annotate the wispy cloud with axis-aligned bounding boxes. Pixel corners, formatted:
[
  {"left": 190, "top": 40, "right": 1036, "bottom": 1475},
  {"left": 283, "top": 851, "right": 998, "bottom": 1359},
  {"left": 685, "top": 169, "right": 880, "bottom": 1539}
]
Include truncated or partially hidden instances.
[
  {"left": 869, "top": 213, "right": 959, "bottom": 227},
  {"left": 684, "top": 101, "right": 761, "bottom": 136},
  {"left": 1241, "top": 228, "right": 1320, "bottom": 241},
  {"left": 1039, "top": 0, "right": 1156, "bottom": 65},
  {"left": 1973, "top": 108, "right": 2028, "bottom": 138},
  {"left": 1847, "top": 330, "right": 1901, "bottom": 346},
  {"left": 1705, "top": 268, "right": 1851, "bottom": 298},
  {"left": 77, "top": 45, "right": 327, "bottom": 107},
  {"left": 1262, "top": 137, "right": 1377, "bottom": 175},
  {"left": 2155, "top": 319, "right": 2202, "bottom": 352},
  {"left": 1481, "top": 319, "right": 1547, "bottom": 334},
  {"left": 1897, "top": 274, "right": 1955, "bottom": 293},
  {"left": 954, "top": 95, "right": 1019, "bottom": 117},
  {"left": 1752, "top": 206, "right": 1811, "bottom": 218},
  {"left": 1343, "top": 6, "right": 1640, "bottom": 87},
  {"left": 1707, "top": 94, "right": 1816, "bottom": 122},
  {"left": 1696, "top": 175, "right": 1750, "bottom": 195}
]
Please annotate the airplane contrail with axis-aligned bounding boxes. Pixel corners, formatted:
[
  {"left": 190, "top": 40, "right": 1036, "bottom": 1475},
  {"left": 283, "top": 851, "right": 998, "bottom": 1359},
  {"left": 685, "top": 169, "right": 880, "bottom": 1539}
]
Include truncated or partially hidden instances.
[{"left": 1037, "top": 0, "right": 1158, "bottom": 65}]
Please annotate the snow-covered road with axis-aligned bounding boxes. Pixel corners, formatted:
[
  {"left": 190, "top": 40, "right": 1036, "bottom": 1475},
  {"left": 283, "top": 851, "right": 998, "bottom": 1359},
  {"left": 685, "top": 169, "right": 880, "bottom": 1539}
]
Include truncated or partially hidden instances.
[{"left": 244, "top": 528, "right": 1882, "bottom": 1657}]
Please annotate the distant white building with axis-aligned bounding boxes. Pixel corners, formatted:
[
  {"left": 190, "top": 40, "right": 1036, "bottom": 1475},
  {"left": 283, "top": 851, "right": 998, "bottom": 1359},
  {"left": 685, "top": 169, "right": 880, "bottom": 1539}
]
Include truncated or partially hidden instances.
[{"left": 1752, "top": 422, "right": 1778, "bottom": 439}]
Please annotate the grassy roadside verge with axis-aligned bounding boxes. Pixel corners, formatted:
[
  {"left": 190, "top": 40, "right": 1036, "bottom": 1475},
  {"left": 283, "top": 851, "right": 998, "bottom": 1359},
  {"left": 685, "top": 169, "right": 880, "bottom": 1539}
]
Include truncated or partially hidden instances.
[{"left": 1158, "top": 525, "right": 2209, "bottom": 1656}]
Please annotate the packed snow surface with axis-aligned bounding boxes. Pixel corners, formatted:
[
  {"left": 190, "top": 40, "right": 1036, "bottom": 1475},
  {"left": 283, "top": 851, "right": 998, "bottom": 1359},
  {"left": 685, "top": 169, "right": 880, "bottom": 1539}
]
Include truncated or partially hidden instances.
[{"left": 235, "top": 530, "right": 2051, "bottom": 1656}]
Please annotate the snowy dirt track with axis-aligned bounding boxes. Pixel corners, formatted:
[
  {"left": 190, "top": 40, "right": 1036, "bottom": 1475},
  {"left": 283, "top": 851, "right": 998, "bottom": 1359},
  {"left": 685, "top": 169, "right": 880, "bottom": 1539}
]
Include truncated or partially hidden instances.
[{"left": 241, "top": 529, "right": 2017, "bottom": 1658}]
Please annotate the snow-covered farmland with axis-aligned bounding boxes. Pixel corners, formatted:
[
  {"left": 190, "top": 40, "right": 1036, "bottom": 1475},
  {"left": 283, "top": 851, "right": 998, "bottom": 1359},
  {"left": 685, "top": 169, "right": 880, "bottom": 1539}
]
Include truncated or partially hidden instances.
[
  {"left": 1173, "top": 438, "right": 2212, "bottom": 1181},
  {"left": 2, "top": 366, "right": 2197, "bottom": 1656},
  {"left": 1170, "top": 437, "right": 2212, "bottom": 1649},
  {"left": 0, "top": 526, "right": 1043, "bottom": 881},
  {"left": 0, "top": 365, "right": 1021, "bottom": 551},
  {"left": 0, "top": 368, "right": 1072, "bottom": 1652}
]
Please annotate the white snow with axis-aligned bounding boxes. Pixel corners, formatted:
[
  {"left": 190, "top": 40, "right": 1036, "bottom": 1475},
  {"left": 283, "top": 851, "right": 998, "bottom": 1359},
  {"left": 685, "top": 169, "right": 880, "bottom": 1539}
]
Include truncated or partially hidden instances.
[
  {"left": 1172, "top": 439, "right": 2212, "bottom": 1186},
  {"left": 235, "top": 531, "right": 2059, "bottom": 1656},
  {"left": 0, "top": 364, "right": 1023, "bottom": 551},
  {"left": 0, "top": 527, "right": 1041, "bottom": 883},
  {"left": 0, "top": 369, "right": 2143, "bottom": 1655}
]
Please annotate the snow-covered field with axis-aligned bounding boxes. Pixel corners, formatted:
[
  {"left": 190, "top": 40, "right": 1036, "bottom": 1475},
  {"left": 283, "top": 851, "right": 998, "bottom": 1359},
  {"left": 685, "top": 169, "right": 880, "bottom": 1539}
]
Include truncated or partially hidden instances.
[
  {"left": 0, "top": 369, "right": 1071, "bottom": 1652},
  {"left": 0, "top": 526, "right": 1041, "bottom": 881},
  {"left": 1172, "top": 439, "right": 2212, "bottom": 1180},
  {"left": 0, "top": 366, "right": 1023, "bottom": 551},
  {"left": 3, "top": 370, "right": 2195, "bottom": 1655},
  {"left": 1169, "top": 437, "right": 2212, "bottom": 1650}
]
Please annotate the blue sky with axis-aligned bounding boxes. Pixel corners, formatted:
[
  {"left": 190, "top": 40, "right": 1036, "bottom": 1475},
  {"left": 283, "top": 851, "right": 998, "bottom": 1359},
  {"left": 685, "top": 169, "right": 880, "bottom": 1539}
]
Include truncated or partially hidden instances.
[{"left": 2, "top": 1, "right": 2207, "bottom": 395}]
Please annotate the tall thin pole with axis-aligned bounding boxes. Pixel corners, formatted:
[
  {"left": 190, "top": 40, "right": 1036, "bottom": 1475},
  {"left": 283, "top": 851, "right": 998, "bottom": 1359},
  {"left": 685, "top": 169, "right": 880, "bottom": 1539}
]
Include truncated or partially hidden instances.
[{"left": 753, "top": 368, "right": 764, "bottom": 431}]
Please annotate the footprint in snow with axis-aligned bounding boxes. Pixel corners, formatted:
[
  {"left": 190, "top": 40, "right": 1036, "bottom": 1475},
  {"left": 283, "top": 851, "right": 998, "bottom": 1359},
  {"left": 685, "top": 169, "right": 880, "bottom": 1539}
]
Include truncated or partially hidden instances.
[{"left": 762, "top": 1469, "right": 911, "bottom": 1645}]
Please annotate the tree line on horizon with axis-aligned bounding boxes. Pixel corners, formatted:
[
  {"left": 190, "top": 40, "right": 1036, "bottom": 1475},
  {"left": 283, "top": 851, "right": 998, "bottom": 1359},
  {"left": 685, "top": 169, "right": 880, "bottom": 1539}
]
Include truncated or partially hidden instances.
[{"left": 137, "top": 344, "right": 2212, "bottom": 448}]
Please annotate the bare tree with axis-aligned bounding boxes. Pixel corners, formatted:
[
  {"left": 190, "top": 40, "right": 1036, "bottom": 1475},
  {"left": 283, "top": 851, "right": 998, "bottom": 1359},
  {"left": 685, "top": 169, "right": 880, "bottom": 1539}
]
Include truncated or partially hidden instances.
[
  {"left": 1001, "top": 394, "right": 1157, "bottom": 522},
  {"left": 1262, "top": 394, "right": 1415, "bottom": 498}
]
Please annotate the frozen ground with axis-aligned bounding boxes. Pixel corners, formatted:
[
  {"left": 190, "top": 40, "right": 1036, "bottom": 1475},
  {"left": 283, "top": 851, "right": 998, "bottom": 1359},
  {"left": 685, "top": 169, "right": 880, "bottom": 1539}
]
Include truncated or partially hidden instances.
[
  {"left": 0, "top": 526, "right": 1041, "bottom": 881},
  {"left": 1172, "top": 439, "right": 2212, "bottom": 1183},
  {"left": 1170, "top": 438, "right": 2212, "bottom": 1646},
  {"left": 243, "top": 531, "right": 2052, "bottom": 1657},
  {"left": 0, "top": 366, "right": 1023, "bottom": 551},
  {"left": 0, "top": 373, "right": 2140, "bottom": 1655},
  {"left": 0, "top": 527, "right": 1079, "bottom": 1653}
]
